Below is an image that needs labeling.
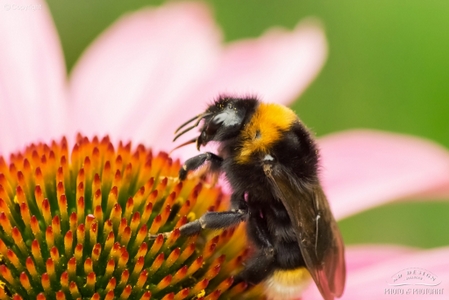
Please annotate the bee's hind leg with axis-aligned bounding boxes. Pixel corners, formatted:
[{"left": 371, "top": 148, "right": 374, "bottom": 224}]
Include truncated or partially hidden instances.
[
  {"left": 233, "top": 247, "right": 276, "bottom": 286},
  {"left": 233, "top": 213, "right": 276, "bottom": 286}
]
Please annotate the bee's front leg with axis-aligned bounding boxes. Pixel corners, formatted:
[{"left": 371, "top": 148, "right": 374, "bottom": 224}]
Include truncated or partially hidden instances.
[{"left": 179, "top": 152, "right": 223, "bottom": 180}]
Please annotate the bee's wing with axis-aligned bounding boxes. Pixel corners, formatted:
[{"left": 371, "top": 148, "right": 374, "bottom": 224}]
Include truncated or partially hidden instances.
[{"left": 264, "top": 163, "right": 346, "bottom": 300}]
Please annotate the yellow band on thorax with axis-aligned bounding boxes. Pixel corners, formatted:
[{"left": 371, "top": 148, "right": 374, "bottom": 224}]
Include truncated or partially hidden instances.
[{"left": 237, "top": 103, "right": 297, "bottom": 164}]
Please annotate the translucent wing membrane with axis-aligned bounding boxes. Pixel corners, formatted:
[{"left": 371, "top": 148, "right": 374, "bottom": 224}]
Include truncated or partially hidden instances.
[{"left": 263, "top": 163, "right": 346, "bottom": 300}]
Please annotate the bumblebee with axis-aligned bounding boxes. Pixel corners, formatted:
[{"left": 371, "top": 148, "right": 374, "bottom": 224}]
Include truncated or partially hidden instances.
[{"left": 170, "top": 96, "right": 346, "bottom": 300}]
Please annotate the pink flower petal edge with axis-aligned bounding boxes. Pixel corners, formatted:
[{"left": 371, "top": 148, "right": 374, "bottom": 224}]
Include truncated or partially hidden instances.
[
  {"left": 303, "top": 245, "right": 449, "bottom": 299},
  {"left": 0, "top": 0, "right": 67, "bottom": 155},
  {"left": 319, "top": 130, "right": 449, "bottom": 219},
  {"left": 68, "top": 2, "right": 222, "bottom": 146},
  {"left": 68, "top": 1, "right": 327, "bottom": 156}
]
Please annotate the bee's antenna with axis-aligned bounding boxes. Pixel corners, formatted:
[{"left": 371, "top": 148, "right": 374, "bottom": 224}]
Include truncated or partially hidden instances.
[
  {"left": 174, "top": 115, "right": 200, "bottom": 134},
  {"left": 173, "top": 113, "right": 211, "bottom": 142},
  {"left": 174, "top": 112, "right": 211, "bottom": 134},
  {"left": 170, "top": 138, "right": 197, "bottom": 154}
]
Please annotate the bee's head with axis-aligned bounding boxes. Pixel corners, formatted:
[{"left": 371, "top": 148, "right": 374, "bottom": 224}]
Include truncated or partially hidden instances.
[{"left": 173, "top": 96, "right": 258, "bottom": 151}]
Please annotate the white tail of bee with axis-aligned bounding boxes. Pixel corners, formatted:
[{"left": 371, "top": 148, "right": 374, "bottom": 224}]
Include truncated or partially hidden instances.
[{"left": 264, "top": 268, "right": 312, "bottom": 300}]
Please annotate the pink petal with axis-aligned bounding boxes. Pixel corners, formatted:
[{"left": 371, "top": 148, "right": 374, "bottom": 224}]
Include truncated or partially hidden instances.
[
  {"left": 70, "top": 2, "right": 326, "bottom": 157},
  {"left": 155, "top": 20, "right": 327, "bottom": 154},
  {"left": 343, "top": 245, "right": 417, "bottom": 273},
  {"left": 319, "top": 130, "right": 449, "bottom": 219},
  {"left": 0, "top": 0, "right": 67, "bottom": 155},
  {"left": 303, "top": 245, "right": 449, "bottom": 300},
  {"left": 196, "top": 19, "right": 327, "bottom": 105},
  {"left": 69, "top": 2, "right": 222, "bottom": 146}
]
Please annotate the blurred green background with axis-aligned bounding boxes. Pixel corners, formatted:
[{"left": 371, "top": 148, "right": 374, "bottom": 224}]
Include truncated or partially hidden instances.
[{"left": 45, "top": 0, "right": 449, "bottom": 248}]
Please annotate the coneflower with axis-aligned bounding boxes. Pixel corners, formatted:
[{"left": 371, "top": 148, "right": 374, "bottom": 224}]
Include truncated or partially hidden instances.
[{"left": 0, "top": 135, "right": 263, "bottom": 299}]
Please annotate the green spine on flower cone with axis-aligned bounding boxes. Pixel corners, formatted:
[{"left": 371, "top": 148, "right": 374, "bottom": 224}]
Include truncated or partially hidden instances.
[{"left": 0, "top": 135, "right": 264, "bottom": 300}]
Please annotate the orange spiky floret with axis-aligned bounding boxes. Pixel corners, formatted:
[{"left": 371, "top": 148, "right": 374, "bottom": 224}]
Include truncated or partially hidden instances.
[{"left": 0, "top": 135, "right": 261, "bottom": 299}]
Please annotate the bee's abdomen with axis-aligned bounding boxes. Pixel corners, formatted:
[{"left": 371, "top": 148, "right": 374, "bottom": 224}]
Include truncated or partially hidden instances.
[{"left": 264, "top": 268, "right": 312, "bottom": 300}]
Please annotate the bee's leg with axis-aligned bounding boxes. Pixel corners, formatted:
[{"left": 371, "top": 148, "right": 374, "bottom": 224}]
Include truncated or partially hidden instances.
[
  {"left": 149, "top": 209, "right": 247, "bottom": 239},
  {"left": 234, "top": 214, "right": 276, "bottom": 285},
  {"left": 230, "top": 192, "right": 248, "bottom": 211},
  {"left": 233, "top": 247, "right": 276, "bottom": 285},
  {"left": 178, "top": 209, "right": 247, "bottom": 236},
  {"left": 179, "top": 152, "right": 223, "bottom": 180}
]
